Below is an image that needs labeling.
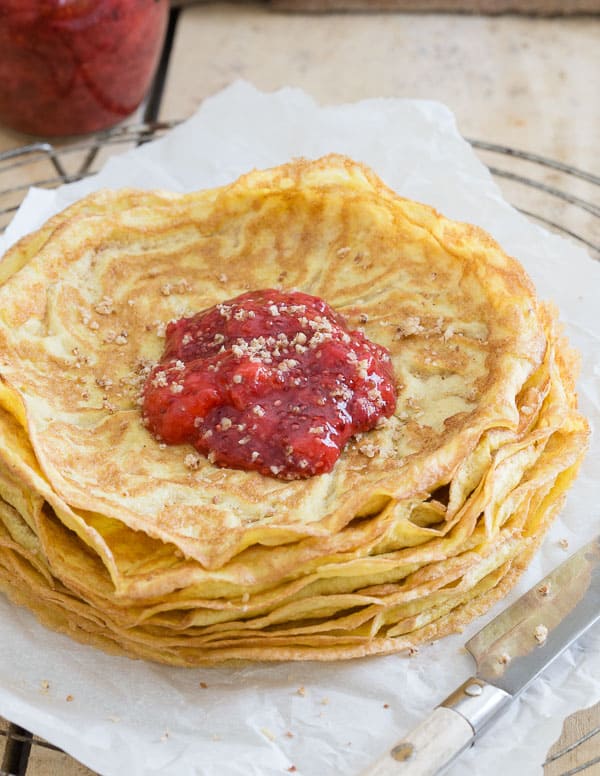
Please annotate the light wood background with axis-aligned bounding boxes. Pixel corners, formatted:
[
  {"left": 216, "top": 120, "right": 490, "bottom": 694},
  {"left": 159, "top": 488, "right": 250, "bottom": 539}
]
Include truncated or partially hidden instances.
[{"left": 271, "top": 0, "right": 600, "bottom": 14}]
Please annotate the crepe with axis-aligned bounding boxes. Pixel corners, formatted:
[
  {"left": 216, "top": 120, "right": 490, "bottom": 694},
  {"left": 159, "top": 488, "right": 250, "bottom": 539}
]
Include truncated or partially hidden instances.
[{"left": 0, "top": 155, "right": 588, "bottom": 664}]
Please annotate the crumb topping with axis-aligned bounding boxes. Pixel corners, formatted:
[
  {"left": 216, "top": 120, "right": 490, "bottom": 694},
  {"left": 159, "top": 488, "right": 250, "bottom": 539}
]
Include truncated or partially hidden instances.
[{"left": 534, "top": 624, "right": 549, "bottom": 644}]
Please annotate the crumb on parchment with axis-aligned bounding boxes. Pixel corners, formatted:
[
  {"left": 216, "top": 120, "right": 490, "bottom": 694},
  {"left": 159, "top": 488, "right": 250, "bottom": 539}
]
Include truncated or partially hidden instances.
[{"left": 534, "top": 624, "right": 549, "bottom": 644}]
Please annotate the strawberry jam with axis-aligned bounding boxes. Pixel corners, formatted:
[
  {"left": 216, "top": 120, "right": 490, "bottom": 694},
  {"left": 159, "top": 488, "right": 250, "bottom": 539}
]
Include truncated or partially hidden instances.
[
  {"left": 142, "top": 290, "right": 396, "bottom": 480},
  {"left": 0, "top": 1, "right": 168, "bottom": 136}
]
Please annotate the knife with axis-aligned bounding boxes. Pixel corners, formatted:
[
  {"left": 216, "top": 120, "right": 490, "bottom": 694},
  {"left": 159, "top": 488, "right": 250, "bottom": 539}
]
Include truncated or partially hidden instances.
[{"left": 364, "top": 535, "right": 600, "bottom": 776}]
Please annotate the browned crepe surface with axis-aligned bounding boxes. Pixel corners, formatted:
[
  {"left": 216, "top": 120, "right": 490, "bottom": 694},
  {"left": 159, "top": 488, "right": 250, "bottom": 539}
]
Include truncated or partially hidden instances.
[{"left": 0, "top": 155, "right": 588, "bottom": 664}]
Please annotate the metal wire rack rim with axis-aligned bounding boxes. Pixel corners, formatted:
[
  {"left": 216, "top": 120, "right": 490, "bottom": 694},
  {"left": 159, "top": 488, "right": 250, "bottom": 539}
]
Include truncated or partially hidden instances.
[{"left": 0, "top": 124, "right": 598, "bottom": 255}]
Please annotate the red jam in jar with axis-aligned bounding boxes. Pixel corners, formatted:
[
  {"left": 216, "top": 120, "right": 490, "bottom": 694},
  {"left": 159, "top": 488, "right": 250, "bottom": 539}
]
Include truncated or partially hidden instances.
[
  {"left": 143, "top": 289, "right": 397, "bottom": 480},
  {"left": 0, "top": 0, "right": 168, "bottom": 136}
]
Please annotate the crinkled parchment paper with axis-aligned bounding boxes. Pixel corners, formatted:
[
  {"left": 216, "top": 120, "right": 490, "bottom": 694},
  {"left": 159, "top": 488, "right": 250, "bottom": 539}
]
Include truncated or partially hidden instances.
[{"left": 0, "top": 81, "right": 598, "bottom": 776}]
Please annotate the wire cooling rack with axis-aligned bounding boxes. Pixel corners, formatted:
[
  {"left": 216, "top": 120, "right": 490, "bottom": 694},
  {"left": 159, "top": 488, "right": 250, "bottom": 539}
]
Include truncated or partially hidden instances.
[
  {"left": 0, "top": 126, "right": 598, "bottom": 776},
  {"left": 0, "top": 124, "right": 598, "bottom": 257}
]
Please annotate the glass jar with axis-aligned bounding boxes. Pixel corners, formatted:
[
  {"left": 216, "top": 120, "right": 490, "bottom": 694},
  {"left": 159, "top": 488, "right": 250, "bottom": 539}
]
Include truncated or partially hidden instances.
[{"left": 0, "top": 0, "right": 169, "bottom": 137}]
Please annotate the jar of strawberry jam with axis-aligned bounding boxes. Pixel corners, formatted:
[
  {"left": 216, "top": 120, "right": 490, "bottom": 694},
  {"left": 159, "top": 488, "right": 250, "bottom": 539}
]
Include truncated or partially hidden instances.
[{"left": 0, "top": 0, "right": 168, "bottom": 137}]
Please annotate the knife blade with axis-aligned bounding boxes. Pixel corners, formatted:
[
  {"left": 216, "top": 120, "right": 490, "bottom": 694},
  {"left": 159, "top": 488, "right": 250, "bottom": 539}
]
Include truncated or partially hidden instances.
[{"left": 363, "top": 535, "right": 600, "bottom": 776}]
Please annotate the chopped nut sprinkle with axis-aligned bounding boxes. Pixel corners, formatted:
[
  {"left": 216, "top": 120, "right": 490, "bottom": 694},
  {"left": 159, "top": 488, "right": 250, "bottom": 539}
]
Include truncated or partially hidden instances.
[
  {"left": 395, "top": 316, "right": 423, "bottom": 338},
  {"left": 94, "top": 296, "right": 114, "bottom": 315},
  {"left": 358, "top": 442, "right": 380, "bottom": 458},
  {"left": 534, "top": 624, "right": 549, "bottom": 644},
  {"left": 184, "top": 453, "right": 201, "bottom": 470},
  {"left": 152, "top": 371, "right": 168, "bottom": 388}
]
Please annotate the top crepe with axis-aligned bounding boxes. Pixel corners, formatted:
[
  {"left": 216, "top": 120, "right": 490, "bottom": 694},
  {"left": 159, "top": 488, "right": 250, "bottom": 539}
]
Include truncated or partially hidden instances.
[{"left": 0, "top": 155, "right": 588, "bottom": 663}]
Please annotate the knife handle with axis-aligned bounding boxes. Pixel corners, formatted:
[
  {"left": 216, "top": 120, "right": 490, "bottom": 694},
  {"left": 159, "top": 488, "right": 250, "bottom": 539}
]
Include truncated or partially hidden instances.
[
  {"left": 362, "top": 678, "right": 511, "bottom": 776},
  {"left": 363, "top": 706, "right": 473, "bottom": 776}
]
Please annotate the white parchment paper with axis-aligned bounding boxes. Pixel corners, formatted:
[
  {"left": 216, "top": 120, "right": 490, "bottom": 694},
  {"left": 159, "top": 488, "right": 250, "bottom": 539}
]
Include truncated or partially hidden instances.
[{"left": 0, "top": 81, "right": 598, "bottom": 776}]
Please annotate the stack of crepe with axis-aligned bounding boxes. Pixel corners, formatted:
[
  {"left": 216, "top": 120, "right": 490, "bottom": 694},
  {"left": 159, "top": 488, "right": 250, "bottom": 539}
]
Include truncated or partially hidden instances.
[{"left": 0, "top": 155, "right": 588, "bottom": 664}]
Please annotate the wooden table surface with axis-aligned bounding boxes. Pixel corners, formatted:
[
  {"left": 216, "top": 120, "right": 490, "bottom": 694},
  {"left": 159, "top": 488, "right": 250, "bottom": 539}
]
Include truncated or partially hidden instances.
[{"left": 0, "top": 4, "right": 599, "bottom": 775}]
